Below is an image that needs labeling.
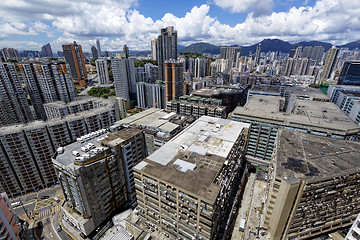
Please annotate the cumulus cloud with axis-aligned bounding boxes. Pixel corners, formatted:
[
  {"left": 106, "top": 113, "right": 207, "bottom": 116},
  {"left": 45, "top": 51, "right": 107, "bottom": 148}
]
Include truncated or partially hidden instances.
[
  {"left": 213, "top": 0, "right": 274, "bottom": 16},
  {"left": 1, "top": 0, "right": 360, "bottom": 51}
]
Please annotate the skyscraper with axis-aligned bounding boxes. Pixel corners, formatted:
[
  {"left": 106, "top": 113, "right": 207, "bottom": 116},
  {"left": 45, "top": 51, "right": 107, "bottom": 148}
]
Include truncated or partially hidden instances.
[
  {"left": 255, "top": 43, "right": 262, "bottom": 65},
  {"left": 0, "top": 62, "right": 33, "bottom": 126},
  {"left": 112, "top": 58, "right": 136, "bottom": 102},
  {"left": 319, "top": 46, "right": 339, "bottom": 84},
  {"left": 95, "top": 59, "right": 110, "bottom": 84},
  {"left": 151, "top": 39, "right": 157, "bottom": 60},
  {"left": 194, "top": 58, "right": 206, "bottom": 78},
  {"left": 41, "top": 43, "right": 53, "bottom": 58},
  {"left": 123, "top": 45, "right": 130, "bottom": 59},
  {"left": 155, "top": 26, "right": 177, "bottom": 81},
  {"left": 62, "top": 41, "right": 87, "bottom": 88},
  {"left": 165, "top": 60, "right": 183, "bottom": 101},
  {"left": 91, "top": 46, "right": 98, "bottom": 59},
  {"left": 96, "top": 39, "right": 102, "bottom": 57}
]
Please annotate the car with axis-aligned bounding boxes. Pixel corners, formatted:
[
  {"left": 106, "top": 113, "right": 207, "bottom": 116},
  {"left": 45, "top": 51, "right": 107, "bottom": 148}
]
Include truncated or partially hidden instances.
[
  {"left": 320, "top": 234, "right": 329, "bottom": 240},
  {"left": 40, "top": 196, "right": 49, "bottom": 199},
  {"left": 56, "top": 224, "right": 62, "bottom": 232},
  {"left": 53, "top": 197, "right": 60, "bottom": 203}
]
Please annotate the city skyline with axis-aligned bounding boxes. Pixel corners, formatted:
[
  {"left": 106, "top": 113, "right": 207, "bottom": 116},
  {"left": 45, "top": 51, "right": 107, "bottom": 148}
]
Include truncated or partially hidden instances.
[{"left": 0, "top": 0, "right": 359, "bottom": 52}]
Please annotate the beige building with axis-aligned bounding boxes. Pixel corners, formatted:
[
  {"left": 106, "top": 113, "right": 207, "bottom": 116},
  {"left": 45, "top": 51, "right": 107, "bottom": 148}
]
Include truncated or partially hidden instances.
[
  {"left": 264, "top": 130, "right": 360, "bottom": 239},
  {"left": 53, "top": 128, "right": 146, "bottom": 237},
  {"left": 134, "top": 116, "right": 250, "bottom": 240}
]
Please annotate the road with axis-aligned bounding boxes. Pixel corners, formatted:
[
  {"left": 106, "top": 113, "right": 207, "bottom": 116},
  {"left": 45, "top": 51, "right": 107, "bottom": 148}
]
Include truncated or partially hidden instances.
[
  {"left": 13, "top": 186, "right": 62, "bottom": 218},
  {"left": 33, "top": 211, "right": 73, "bottom": 240},
  {"left": 12, "top": 186, "right": 74, "bottom": 240},
  {"left": 79, "top": 74, "right": 99, "bottom": 96}
]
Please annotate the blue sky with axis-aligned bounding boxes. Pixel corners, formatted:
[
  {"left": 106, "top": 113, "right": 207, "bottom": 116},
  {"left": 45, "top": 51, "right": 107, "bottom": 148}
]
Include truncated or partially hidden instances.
[{"left": 0, "top": 0, "right": 359, "bottom": 52}]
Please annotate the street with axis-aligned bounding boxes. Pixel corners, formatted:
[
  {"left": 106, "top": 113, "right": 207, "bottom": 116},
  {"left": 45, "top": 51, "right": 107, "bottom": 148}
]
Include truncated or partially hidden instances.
[{"left": 11, "top": 186, "right": 74, "bottom": 240}]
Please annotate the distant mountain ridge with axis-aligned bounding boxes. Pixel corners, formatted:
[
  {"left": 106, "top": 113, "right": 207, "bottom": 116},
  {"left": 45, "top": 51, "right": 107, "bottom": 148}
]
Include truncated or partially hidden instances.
[{"left": 178, "top": 39, "right": 360, "bottom": 56}]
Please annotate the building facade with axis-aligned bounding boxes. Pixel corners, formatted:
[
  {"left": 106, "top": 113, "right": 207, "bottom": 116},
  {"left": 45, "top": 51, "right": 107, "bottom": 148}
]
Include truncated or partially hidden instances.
[
  {"left": 0, "top": 62, "right": 33, "bottom": 126},
  {"left": 53, "top": 128, "right": 146, "bottom": 236},
  {"left": 155, "top": 26, "right": 177, "bottom": 81},
  {"left": 264, "top": 130, "right": 360, "bottom": 239},
  {"left": 62, "top": 42, "right": 87, "bottom": 88},
  {"left": 165, "top": 60, "right": 183, "bottom": 102},
  {"left": 338, "top": 61, "right": 360, "bottom": 86},
  {"left": 0, "top": 100, "right": 119, "bottom": 197},
  {"left": 134, "top": 116, "right": 250, "bottom": 240},
  {"left": 0, "top": 193, "right": 21, "bottom": 240},
  {"left": 231, "top": 95, "right": 360, "bottom": 166}
]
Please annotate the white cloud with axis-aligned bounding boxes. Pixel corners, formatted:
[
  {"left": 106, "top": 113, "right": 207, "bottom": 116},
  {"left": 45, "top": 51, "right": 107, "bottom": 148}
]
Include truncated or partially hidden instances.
[
  {"left": 213, "top": 0, "right": 274, "bottom": 16},
  {"left": 1, "top": 0, "right": 360, "bottom": 51}
]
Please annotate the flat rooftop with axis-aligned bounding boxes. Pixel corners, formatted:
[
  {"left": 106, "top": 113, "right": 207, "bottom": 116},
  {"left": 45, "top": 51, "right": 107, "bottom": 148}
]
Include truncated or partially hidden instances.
[
  {"left": 275, "top": 129, "right": 360, "bottom": 181},
  {"left": 286, "top": 87, "right": 329, "bottom": 100},
  {"left": 134, "top": 116, "right": 250, "bottom": 203},
  {"left": 250, "top": 85, "right": 282, "bottom": 93},
  {"left": 232, "top": 95, "right": 360, "bottom": 135},
  {"left": 113, "top": 108, "right": 180, "bottom": 134},
  {"left": 53, "top": 128, "right": 141, "bottom": 170}
]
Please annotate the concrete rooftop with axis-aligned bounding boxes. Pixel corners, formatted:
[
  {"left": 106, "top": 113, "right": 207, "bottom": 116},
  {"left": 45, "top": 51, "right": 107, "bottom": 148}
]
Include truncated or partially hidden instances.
[
  {"left": 232, "top": 95, "right": 360, "bottom": 135},
  {"left": 134, "top": 116, "right": 250, "bottom": 204},
  {"left": 275, "top": 129, "right": 360, "bottom": 181}
]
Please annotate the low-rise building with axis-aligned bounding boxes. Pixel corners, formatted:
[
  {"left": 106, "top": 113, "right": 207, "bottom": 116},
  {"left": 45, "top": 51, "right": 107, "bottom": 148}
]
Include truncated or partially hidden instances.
[
  {"left": 134, "top": 116, "right": 250, "bottom": 240},
  {"left": 111, "top": 108, "right": 195, "bottom": 155}
]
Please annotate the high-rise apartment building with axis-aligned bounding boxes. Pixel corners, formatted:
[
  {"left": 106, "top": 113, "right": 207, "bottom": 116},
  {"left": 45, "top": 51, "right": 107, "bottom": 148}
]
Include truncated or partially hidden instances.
[
  {"left": 338, "top": 61, "right": 360, "bottom": 86},
  {"left": 96, "top": 39, "right": 102, "bottom": 58},
  {"left": 0, "top": 63, "right": 33, "bottom": 126},
  {"left": 91, "top": 46, "right": 98, "bottom": 59},
  {"left": 165, "top": 60, "right": 183, "bottom": 101},
  {"left": 318, "top": 46, "right": 339, "bottom": 84},
  {"left": 123, "top": 45, "right": 130, "bottom": 59},
  {"left": 264, "top": 129, "right": 360, "bottom": 239},
  {"left": 0, "top": 193, "right": 21, "bottom": 240},
  {"left": 95, "top": 59, "right": 110, "bottom": 84},
  {"left": 134, "top": 116, "right": 250, "bottom": 240},
  {"left": 194, "top": 58, "right": 206, "bottom": 78},
  {"left": 19, "top": 63, "right": 76, "bottom": 120},
  {"left": 62, "top": 42, "right": 87, "bottom": 88},
  {"left": 294, "top": 46, "right": 302, "bottom": 58},
  {"left": 0, "top": 98, "right": 119, "bottom": 197},
  {"left": 53, "top": 128, "right": 146, "bottom": 236},
  {"left": 255, "top": 43, "right": 262, "bottom": 65},
  {"left": 220, "top": 46, "right": 242, "bottom": 67},
  {"left": 136, "top": 82, "right": 166, "bottom": 109},
  {"left": 155, "top": 26, "right": 177, "bottom": 81},
  {"left": 151, "top": 39, "right": 157, "bottom": 60},
  {"left": 41, "top": 43, "right": 53, "bottom": 58},
  {"left": 112, "top": 58, "right": 136, "bottom": 102},
  {"left": 0, "top": 48, "right": 19, "bottom": 62}
]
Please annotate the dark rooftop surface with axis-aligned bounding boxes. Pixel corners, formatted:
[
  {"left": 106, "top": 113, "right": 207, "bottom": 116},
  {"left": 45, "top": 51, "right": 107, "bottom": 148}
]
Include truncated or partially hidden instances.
[{"left": 275, "top": 130, "right": 360, "bottom": 181}]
